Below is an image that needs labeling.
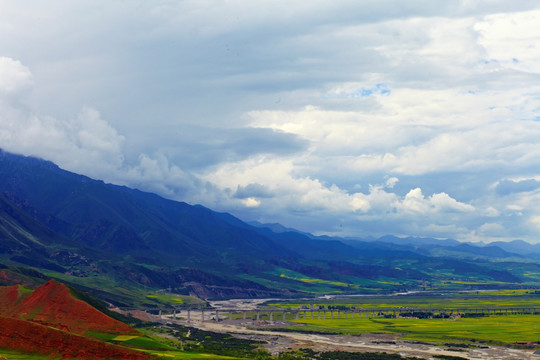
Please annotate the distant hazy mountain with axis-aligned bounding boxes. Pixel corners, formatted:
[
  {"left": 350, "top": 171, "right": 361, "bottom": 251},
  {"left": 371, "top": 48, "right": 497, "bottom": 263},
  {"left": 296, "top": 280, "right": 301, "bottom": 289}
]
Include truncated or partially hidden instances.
[
  {"left": 248, "top": 221, "right": 304, "bottom": 234},
  {"left": 375, "top": 234, "right": 461, "bottom": 247},
  {"left": 254, "top": 222, "right": 528, "bottom": 260},
  {"left": 488, "top": 240, "right": 540, "bottom": 259}
]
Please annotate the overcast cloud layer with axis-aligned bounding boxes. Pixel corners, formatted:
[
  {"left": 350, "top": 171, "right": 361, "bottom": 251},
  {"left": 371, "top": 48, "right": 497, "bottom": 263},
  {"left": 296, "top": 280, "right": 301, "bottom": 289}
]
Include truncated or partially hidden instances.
[{"left": 2, "top": 1, "right": 540, "bottom": 243}]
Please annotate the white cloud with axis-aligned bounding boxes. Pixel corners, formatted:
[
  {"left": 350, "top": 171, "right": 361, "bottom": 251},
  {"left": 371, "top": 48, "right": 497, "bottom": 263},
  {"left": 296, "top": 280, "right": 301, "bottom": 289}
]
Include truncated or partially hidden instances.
[
  {"left": 74, "top": 107, "right": 124, "bottom": 155},
  {"left": 242, "top": 197, "right": 261, "bottom": 208},
  {"left": 0, "top": 104, "right": 125, "bottom": 180},
  {"left": 475, "top": 9, "right": 540, "bottom": 74},
  {"left": 392, "top": 188, "right": 474, "bottom": 215},
  {"left": 119, "top": 152, "right": 198, "bottom": 197},
  {"left": 0, "top": 57, "right": 33, "bottom": 96},
  {"left": 530, "top": 216, "right": 540, "bottom": 228},
  {"left": 477, "top": 222, "right": 505, "bottom": 236},
  {"left": 0, "top": 56, "right": 506, "bottom": 241},
  {"left": 200, "top": 151, "right": 477, "bottom": 232},
  {"left": 399, "top": 188, "right": 430, "bottom": 214},
  {"left": 0, "top": 57, "right": 205, "bottom": 202},
  {"left": 248, "top": 86, "right": 540, "bottom": 180},
  {"left": 385, "top": 177, "right": 399, "bottom": 188},
  {"left": 350, "top": 194, "right": 370, "bottom": 212},
  {"left": 484, "top": 206, "right": 500, "bottom": 217},
  {"left": 506, "top": 204, "right": 523, "bottom": 212},
  {"left": 430, "top": 192, "right": 475, "bottom": 212}
]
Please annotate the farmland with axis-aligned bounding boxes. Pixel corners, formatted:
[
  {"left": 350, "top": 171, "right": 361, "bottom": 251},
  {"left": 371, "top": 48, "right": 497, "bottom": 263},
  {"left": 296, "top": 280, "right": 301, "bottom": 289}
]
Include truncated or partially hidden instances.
[
  {"left": 283, "top": 314, "right": 539, "bottom": 344},
  {"left": 267, "top": 289, "right": 540, "bottom": 311},
  {"left": 263, "top": 289, "right": 540, "bottom": 345}
]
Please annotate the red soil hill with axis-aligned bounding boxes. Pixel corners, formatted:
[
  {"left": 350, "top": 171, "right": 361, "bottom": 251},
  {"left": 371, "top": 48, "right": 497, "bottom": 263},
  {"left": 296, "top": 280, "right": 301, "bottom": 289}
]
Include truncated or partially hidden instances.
[
  {"left": 0, "top": 316, "right": 151, "bottom": 359},
  {"left": 0, "top": 280, "right": 153, "bottom": 359},
  {"left": 0, "top": 285, "right": 26, "bottom": 314},
  {"left": 6, "top": 279, "right": 137, "bottom": 335}
]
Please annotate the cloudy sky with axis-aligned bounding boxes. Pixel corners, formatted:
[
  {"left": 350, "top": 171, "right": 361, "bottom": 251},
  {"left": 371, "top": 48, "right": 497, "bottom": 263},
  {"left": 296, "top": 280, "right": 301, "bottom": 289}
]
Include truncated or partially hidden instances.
[{"left": 2, "top": 1, "right": 540, "bottom": 243}]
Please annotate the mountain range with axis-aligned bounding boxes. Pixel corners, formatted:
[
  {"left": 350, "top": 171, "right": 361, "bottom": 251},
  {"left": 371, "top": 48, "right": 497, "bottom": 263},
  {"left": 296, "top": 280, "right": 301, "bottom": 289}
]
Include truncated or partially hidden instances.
[{"left": 0, "top": 149, "right": 539, "bottom": 304}]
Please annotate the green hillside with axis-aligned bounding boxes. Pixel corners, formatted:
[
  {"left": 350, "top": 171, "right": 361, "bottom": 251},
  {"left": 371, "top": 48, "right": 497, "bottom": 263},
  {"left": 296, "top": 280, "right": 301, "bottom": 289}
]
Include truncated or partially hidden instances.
[{"left": 0, "top": 149, "right": 539, "bottom": 306}]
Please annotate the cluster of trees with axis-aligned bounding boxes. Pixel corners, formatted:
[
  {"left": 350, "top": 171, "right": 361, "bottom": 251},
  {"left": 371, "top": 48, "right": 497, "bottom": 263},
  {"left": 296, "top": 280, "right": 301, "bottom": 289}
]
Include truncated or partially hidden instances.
[
  {"left": 263, "top": 349, "right": 426, "bottom": 360},
  {"left": 381, "top": 311, "right": 485, "bottom": 319},
  {"left": 149, "top": 323, "right": 263, "bottom": 358},
  {"left": 300, "top": 305, "right": 351, "bottom": 310}
]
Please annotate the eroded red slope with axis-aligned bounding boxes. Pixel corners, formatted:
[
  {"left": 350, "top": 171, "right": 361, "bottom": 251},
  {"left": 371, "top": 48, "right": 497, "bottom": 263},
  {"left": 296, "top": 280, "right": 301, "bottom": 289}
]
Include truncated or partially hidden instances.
[
  {"left": 0, "top": 316, "right": 151, "bottom": 359},
  {"left": 7, "top": 279, "right": 137, "bottom": 335},
  {"left": 0, "top": 285, "right": 26, "bottom": 314}
]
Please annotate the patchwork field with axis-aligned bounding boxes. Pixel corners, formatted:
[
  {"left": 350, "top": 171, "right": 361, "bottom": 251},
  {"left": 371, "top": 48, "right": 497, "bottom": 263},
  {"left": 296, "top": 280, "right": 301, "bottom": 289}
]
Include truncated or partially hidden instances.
[
  {"left": 288, "top": 314, "right": 539, "bottom": 344},
  {"left": 268, "top": 289, "right": 540, "bottom": 310},
  {"left": 265, "top": 289, "right": 540, "bottom": 346}
]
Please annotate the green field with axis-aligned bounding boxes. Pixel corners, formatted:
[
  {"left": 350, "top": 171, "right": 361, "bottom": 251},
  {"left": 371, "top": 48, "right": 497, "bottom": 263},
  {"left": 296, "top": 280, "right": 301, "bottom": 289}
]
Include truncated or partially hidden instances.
[
  {"left": 143, "top": 350, "right": 249, "bottom": 359},
  {"left": 89, "top": 326, "right": 257, "bottom": 360},
  {"left": 263, "top": 289, "right": 540, "bottom": 345},
  {"left": 43, "top": 270, "right": 206, "bottom": 308},
  {"left": 287, "top": 314, "right": 540, "bottom": 344},
  {"left": 0, "top": 350, "right": 49, "bottom": 359},
  {"left": 268, "top": 289, "right": 540, "bottom": 310}
]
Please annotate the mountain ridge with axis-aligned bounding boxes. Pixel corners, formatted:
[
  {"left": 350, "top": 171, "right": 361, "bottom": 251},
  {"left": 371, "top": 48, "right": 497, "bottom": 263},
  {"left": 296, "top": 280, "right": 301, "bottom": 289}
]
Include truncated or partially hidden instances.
[{"left": 0, "top": 149, "right": 539, "bottom": 302}]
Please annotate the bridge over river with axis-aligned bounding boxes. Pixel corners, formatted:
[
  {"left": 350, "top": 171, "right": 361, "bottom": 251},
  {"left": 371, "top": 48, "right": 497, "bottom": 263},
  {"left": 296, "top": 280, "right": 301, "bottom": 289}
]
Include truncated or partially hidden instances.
[{"left": 132, "top": 306, "right": 540, "bottom": 322}]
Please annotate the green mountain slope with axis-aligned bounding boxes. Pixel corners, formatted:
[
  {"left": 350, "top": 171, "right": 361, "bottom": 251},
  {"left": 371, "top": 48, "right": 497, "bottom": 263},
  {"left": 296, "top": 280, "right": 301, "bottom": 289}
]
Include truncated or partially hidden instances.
[{"left": 0, "top": 149, "right": 539, "bottom": 302}]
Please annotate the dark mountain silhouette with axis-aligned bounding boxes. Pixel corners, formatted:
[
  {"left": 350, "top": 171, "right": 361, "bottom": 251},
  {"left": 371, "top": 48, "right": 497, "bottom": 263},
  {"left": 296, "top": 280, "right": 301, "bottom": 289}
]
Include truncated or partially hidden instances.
[
  {"left": 0, "top": 150, "right": 295, "bottom": 268},
  {"left": 0, "top": 191, "right": 76, "bottom": 256}
]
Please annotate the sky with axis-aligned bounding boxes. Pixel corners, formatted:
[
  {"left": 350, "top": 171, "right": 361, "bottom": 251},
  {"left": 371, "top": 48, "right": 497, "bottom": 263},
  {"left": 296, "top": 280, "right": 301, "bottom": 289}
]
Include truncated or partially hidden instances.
[{"left": 1, "top": 1, "right": 540, "bottom": 243}]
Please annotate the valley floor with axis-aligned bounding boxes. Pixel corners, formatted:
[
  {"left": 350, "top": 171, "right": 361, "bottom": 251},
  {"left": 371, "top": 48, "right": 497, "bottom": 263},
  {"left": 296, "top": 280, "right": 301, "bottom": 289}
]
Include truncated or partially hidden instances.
[{"left": 153, "top": 313, "right": 539, "bottom": 360}]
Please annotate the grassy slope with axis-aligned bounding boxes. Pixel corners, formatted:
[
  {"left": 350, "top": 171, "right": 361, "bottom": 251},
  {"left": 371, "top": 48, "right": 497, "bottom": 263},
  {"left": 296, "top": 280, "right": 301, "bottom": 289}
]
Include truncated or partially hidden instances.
[
  {"left": 0, "top": 282, "right": 252, "bottom": 360},
  {"left": 0, "top": 349, "right": 49, "bottom": 359},
  {"left": 2, "top": 150, "right": 540, "bottom": 302},
  {"left": 0, "top": 322, "right": 252, "bottom": 360},
  {"left": 43, "top": 270, "right": 205, "bottom": 308},
  {"left": 92, "top": 331, "right": 249, "bottom": 360}
]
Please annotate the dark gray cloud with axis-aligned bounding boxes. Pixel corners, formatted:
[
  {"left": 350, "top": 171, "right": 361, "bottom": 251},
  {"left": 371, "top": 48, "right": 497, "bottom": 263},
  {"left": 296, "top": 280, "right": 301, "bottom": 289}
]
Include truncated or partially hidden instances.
[
  {"left": 233, "top": 183, "right": 275, "bottom": 199},
  {"left": 123, "top": 125, "right": 309, "bottom": 170}
]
